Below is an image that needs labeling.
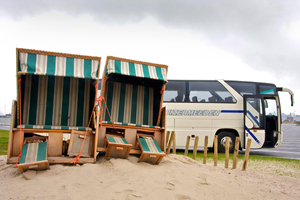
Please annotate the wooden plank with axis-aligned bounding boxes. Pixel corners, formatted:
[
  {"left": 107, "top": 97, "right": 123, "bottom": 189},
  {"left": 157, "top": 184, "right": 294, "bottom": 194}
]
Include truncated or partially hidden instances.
[
  {"left": 68, "top": 130, "right": 94, "bottom": 158},
  {"left": 125, "top": 128, "right": 137, "bottom": 147},
  {"left": 203, "top": 136, "right": 208, "bottom": 164},
  {"left": 165, "top": 131, "right": 170, "bottom": 148},
  {"left": 172, "top": 133, "right": 176, "bottom": 154},
  {"left": 225, "top": 137, "right": 229, "bottom": 168},
  {"left": 232, "top": 137, "right": 240, "bottom": 169},
  {"left": 12, "top": 130, "right": 24, "bottom": 157},
  {"left": 154, "top": 130, "right": 163, "bottom": 151},
  {"left": 98, "top": 126, "right": 106, "bottom": 147},
  {"left": 193, "top": 136, "right": 199, "bottom": 160},
  {"left": 7, "top": 102, "right": 17, "bottom": 160},
  {"left": 94, "top": 109, "right": 100, "bottom": 160},
  {"left": 138, "top": 152, "right": 165, "bottom": 165},
  {"left": 48, "top": 132, "right": 63, "bottom": 157},
  {"left": 48, "top": 157, "right": 95, "bottom": 164},
  {"left": 17, "top": 160, "right": 49, "bottom": 173},
  {"left": 214, "top": 135, "right": 218, "bottom": 166},
  {"left": 167, "top": 131, "right": 175, "bottom": 154},
  {"left": 184, "top": 136, "right": 190, "bottom": 156},
  {"left": 242, "top": 139, "right": 252, "bottom": 171}
]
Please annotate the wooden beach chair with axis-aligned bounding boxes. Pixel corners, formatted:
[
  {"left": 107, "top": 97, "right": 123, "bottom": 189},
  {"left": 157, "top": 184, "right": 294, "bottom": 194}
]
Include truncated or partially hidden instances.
[
  {"left": 136, "top": 134, "right": 165, "bottom": 165},
  {"left": 7, "top": 48, "right": 101, "bottom": 165},
  {"left": 97, "top": 56, "right": 168, "bottom": 160}
]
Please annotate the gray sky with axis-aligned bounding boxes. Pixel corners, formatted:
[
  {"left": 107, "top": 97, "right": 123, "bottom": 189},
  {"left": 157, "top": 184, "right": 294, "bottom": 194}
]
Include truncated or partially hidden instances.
[{"left": 0, "top": 0, "right": 299, "bottom": 115}]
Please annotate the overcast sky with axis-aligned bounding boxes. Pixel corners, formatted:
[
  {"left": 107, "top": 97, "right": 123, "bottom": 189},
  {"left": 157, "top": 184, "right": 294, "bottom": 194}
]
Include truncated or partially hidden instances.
[{"left": 0, "top": 0, "right": 299, "bottom": 115}]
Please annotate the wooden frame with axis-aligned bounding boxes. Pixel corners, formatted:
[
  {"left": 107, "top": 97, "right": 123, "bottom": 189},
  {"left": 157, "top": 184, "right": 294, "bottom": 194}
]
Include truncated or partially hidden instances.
[
  {"left": 68, "top": 130, "right": 95, "bottom": 158},
  {"left": 18, "top": 160, "right": 50, "bottom": 173},
  {"left": 104, "top": 134, "right": 132, "bottom": 159},
  {"left": 7, "top": 128, "right": 97, "bottom": 164},
  {"left": 136, "top": 134, "right": 165, "bottom": 165},
  {"left": 97, "top": 123, "right": 166, "bottom": 154}
]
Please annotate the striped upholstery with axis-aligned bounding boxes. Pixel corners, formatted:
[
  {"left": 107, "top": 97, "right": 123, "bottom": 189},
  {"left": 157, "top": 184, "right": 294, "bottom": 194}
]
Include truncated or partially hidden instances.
[
  {"left": 20, "top": 74, "right": 95, "bottom": 129},
  {"left": 106, "top": 59, "right": 167, "bottom": 82},
  {"left": 19, "top": 52, "right": 99, "bottom": 79},
  {"left": 19, "top": 142, "right": 47, "bottom": 164},
  {"left": 139, "top": 137, "right": 162, "bottom": 153},
  {"left": 102, "top": 81, "right": 156, "bottom": 126},
  {"left": 107, "top": 136, "right": 129, "bottom": 144},
  {"left": 102, "top": 121, "right": 159, "bottom": 129},
  {"left": 17, "top": 125, "right": 92, "bottom": 131}
]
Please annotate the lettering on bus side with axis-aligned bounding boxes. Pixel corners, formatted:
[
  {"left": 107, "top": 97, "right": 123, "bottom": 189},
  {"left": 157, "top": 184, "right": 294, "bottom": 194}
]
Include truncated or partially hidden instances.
[{"left": 167, "top": 110, "right": 221, "bottom": 116}]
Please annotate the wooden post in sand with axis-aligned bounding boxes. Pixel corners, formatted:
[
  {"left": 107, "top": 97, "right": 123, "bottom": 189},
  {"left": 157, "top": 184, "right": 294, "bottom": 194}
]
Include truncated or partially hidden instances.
[
  {"left": 167, "top": 131, "right": 175, "bottom": 154},
  {"left": 203, "top": 136, "right": 208, "bottom": 164},
  {"left": 173, "top": 133, "right": 176, "bottom": 154},
  {"left": 193, "top": 136, "right": 199, "bottom": 160},
  {"left": 184, "top": 136, "right": 190, "bottom": 156},
  {"left": 242, "top": 139, "right": 252, "bottom": 171},
  {"left": 225, "top": 137, "right": 229, "bottom": 168},
  {"left": 166, "top": 131, "right": 170, "bottom": 147},
  {"left": 214, "top": 135, "right": 218, "bottom": 166},
  {"left": 232, "top": 137, "right": 240, "bottom": 169}
]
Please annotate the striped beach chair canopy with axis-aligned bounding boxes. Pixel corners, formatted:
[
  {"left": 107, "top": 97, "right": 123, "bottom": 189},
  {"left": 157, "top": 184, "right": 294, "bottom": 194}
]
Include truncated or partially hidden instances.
[
  {"left": 17, "top": 48, "right": 101, "bottom": 79},
  {"left": 104, "top": 56, "right": 168, "bottom": 83},
  {"left": 16, "top": 48, "right": 101, "bottom": 130},
  {"left": 101, "top": 56, "right": 168, "bottom": 128}
]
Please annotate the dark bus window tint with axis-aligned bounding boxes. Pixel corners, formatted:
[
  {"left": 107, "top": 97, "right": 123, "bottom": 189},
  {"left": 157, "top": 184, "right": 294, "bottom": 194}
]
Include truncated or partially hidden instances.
[
  {"left": 164, "top": 81, "right": 186, "bottom": 102},
  {"left": 189, "top": 81, "right": 236, "bottom": 103},
  {"left": 226, "top": 81, "right": 256, "bottom": 96},
  {"left": 259, "top": 84, "right": 276, "bottom": 95}
]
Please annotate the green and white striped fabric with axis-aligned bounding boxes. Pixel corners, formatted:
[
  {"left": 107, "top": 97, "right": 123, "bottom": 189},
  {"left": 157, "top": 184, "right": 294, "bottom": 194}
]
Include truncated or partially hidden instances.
[
  {"left": 107, "top": 136, "right": 129, "bottom": 144},
  {"left": 19, "top": 52, "right": 99, "bottom": 79},
  {"left": 102, "top": 121, "right": 159, "bottom": 129},
  {"left": 102, "top": 81, "right": 157, "bottom": 126},
  {"left": 21, "top": 74, "right": 95, "bottom": 128},
  {"left": 139, "top": 137, "right": 162, "bottom": 153},
  {"left": 19, "top": 142, "right": 47, "bottom": 164},
  {"left": 106, "top": 59, "right": 167, "bottom": 82},
  {"left": 17, "top": 125, "right": 92, "bottom": 131}
]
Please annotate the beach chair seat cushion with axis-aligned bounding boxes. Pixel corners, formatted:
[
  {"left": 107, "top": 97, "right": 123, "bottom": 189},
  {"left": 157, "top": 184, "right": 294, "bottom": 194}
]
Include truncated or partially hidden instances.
[
  {"left": 17, "top": 125, "right": 92, "bottom": 131},
  {"left": 137, "top": 137, "right": 165, "bottom": 165},
  {"left": 102, "top": 121, "right": 160, "bottom": 129},
  {"left": 17, "top": 142, "right": 50, "bottom": 173},
  {"left": 105, "top": 136, "right": 132, "bottom": 159}
]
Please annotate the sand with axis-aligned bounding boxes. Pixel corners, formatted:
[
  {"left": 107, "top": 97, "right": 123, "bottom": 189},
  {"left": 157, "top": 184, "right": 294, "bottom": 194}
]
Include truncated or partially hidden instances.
[{"left": 1, "top": 154, "right": 300, "bottom": 200}]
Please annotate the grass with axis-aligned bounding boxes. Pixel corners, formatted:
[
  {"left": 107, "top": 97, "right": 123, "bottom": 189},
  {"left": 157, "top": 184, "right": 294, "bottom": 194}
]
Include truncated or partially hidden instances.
[
  {"left": 176, "top": 151, "right": 300, "bottom": 178},
  {"left": 0, "top": 130, "right": 9, "bottom": 155}
]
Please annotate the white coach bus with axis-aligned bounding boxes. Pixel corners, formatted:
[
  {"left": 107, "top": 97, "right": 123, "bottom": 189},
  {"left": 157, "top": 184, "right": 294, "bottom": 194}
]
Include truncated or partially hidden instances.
[{"left": 163, "top": 80, "right": 294, "bottom": 153}]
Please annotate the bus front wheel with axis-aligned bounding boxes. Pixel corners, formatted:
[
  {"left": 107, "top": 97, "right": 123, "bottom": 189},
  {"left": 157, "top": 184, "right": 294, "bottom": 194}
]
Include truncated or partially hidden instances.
[{"left": 217, "top": 132, "right": 236, "bottom": 153}]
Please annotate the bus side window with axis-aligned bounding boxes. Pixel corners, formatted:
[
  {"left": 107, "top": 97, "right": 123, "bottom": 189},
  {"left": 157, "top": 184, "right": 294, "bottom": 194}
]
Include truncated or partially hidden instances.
[{"left": 164, "top": 81, "right": 186, "bottom": 102}]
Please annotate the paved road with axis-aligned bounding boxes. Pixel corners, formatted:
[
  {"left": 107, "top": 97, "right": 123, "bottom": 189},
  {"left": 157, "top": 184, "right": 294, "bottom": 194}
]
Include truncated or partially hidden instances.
[
  {"left": 243, "top": 124, "right": 300, "bottom": 160},
  {"left": 0, "top": 126, "right": 10, "bottom": 131}
]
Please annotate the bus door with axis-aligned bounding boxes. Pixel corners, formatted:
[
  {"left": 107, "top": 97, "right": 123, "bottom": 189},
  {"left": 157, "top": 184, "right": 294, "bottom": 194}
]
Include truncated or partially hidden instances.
[
  {"left": 243, "top": 96, "right": 265, "bottom": 149},
  {"left": 262, "top": 95, "right": 281, "bottom": 147}
]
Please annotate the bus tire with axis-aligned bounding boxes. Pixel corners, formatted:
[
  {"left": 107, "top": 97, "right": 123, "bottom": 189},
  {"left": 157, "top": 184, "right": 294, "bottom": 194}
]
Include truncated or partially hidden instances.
[{"left": 217, "top": 131, "right": 236, "bottom": 153}]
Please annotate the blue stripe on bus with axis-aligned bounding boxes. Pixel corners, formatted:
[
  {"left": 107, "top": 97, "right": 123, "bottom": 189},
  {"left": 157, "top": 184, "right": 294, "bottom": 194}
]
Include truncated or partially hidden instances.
[
  {"left": 246, "top": 111, "right": 260, "bottom": 126},
  {"left": 221, "top": 110, "right": 243, "bottom": 113},
  {"left": 221, "top": 110, "right": 260, "bottom": 126},
  {"left": 245, "top": 126, "right": 261, "bottom": 145}
]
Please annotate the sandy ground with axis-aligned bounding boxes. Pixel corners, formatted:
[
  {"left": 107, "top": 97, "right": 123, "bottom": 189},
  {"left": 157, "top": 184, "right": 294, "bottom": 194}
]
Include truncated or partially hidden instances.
[{"left": 1, "top": 154, "right": 300, "bottom": 200}]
